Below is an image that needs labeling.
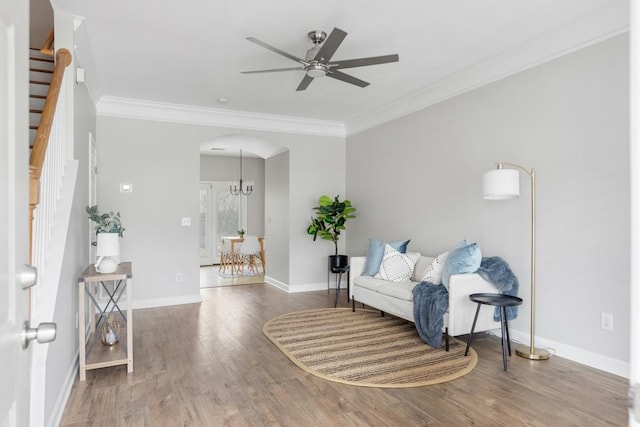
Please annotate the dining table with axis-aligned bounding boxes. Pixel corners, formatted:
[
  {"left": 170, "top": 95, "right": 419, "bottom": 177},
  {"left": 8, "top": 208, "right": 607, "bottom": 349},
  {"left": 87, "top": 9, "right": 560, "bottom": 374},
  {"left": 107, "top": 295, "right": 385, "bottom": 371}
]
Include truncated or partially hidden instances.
[{"left": 221, "top": 236, "right": 266, "bottom": 275}]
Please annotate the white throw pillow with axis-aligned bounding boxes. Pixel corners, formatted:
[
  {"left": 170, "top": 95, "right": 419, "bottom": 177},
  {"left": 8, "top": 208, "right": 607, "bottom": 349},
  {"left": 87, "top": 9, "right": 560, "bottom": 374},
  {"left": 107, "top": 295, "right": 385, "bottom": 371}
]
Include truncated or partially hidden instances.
[
  {"left": 375, "top": 244, "right": 419, "bottom": 282},
  {"left": 421, "top": 251, "right": 449, "bottom": 285}
]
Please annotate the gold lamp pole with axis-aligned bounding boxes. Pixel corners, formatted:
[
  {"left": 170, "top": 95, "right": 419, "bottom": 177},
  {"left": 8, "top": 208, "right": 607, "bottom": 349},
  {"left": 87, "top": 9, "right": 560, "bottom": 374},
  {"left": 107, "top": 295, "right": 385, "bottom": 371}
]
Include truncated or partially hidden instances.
[{"left": 483, "top": 162, "right": 550, "bottom": 360}]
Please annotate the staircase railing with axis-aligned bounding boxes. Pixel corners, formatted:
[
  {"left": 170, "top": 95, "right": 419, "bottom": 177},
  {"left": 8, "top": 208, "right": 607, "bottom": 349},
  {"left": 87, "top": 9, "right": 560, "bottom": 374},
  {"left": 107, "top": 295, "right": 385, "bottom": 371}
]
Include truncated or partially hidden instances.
[
  {"left": 29, "top": 48, "right": 72, "bottom": 266},
  {"left": 40, "top": 29, "right": 54, "bottom": 57}
]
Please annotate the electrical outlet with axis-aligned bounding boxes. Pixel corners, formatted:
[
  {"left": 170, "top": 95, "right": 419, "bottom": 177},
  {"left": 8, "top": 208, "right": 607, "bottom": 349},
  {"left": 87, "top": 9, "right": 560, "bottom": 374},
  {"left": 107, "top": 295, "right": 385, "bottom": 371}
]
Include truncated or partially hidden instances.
[
  {"left": 176, "top": 273, "right": 183, "bottom": 282},
  {"left": 181, "top": 217, "right": 191, "bottom": 226},
  {"left": 601, "top": 312, "right": 613, "bottom": 331}
]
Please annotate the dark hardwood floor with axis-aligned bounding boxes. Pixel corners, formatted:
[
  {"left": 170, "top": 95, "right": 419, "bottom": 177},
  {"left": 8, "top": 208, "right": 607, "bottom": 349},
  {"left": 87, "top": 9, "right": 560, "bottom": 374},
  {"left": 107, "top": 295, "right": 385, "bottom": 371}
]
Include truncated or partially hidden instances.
[{"left": 60, "top": 283, "right": 628, "bottom": 426}]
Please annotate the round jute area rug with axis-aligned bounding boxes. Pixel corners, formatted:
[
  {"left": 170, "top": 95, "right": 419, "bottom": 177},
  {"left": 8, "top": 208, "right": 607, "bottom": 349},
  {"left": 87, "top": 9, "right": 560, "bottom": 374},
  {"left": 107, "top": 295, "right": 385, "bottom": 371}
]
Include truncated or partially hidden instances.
[{"left": 263, "top": 308, "right": 477, "bottom": 388}]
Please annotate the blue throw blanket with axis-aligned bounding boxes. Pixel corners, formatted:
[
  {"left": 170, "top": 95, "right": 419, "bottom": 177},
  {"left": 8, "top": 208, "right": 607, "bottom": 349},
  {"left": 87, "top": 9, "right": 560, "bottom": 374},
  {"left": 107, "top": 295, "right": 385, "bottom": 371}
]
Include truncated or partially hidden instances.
[
  {"left": 476, "top": 256, "right": 519, "bottom": 321},
  {"left": 412, "top": 281, "right": 448, "bottom": 347},
  {"left": 412, "top": 256, "right": 519, "bottom": 347}
]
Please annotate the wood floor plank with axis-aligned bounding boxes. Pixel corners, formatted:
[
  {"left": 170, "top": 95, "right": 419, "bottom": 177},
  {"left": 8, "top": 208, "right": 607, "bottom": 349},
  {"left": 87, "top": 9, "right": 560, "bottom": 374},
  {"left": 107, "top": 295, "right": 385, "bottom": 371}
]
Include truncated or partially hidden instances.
[{"left": 60, "top": 283, "right": 628, "bottom": 426}]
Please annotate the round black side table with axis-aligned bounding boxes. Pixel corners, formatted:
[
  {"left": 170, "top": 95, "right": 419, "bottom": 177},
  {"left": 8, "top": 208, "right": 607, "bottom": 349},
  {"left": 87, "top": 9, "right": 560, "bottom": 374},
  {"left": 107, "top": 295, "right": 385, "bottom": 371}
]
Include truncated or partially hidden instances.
[{"left": 464, "top": 293, "right": 523, "bottom": 371}]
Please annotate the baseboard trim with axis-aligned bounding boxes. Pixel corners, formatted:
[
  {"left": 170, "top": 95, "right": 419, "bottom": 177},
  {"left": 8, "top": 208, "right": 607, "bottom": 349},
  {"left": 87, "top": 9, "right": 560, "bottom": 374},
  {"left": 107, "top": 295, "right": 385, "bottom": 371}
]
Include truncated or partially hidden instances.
[
  {"left": 492, "top": 329, "right": 630, "bottom": 379},
  {"left": 263, "top": 277, "right": 331, "bottom": 294},
  {"left": 46, "top": 350, "right": 79, "bottom": 427},
  {"left": 264, "top": 276, "right": 288, "bottom": 292},
  {"left": 287, "top": 282, "right": 327, "bottom": 294},
  {"left": 133, "top": 294, "right": 203, "bottom": 309}
]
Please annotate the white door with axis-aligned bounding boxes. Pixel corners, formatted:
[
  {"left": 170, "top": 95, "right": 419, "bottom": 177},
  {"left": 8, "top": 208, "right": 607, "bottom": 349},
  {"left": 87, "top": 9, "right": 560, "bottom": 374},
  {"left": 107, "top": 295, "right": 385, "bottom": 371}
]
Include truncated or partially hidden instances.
[
  {"left": 0, "top": 0, "right": 33, "bottom": 425},
  {"left": 199, "top": 181, "right": 247, "bottom": 266}
]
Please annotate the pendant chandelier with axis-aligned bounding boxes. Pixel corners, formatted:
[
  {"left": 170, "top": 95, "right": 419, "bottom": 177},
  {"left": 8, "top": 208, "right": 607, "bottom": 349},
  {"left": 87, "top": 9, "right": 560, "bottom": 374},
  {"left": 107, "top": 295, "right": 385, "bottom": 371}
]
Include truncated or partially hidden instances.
[{"left": 230, "top": 149, "right": 253, "bottom": 196}]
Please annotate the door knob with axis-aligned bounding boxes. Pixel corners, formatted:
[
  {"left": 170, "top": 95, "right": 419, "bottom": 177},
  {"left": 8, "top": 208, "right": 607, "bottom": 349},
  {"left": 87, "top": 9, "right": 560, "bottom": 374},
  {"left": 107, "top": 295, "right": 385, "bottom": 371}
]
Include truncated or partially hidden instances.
[
  {"left": 18, "top": 264, "right": 37, "bottom": 289},
  {"left": 22, "top": 321, "right": 57, "bottom": 349}
]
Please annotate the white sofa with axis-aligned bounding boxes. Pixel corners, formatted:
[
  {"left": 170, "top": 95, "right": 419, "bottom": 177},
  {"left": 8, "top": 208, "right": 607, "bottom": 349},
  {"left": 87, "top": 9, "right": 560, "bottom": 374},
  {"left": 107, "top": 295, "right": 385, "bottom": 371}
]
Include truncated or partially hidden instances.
[{"left": 349, "top": 254, "right": 499, "bottom": 346}]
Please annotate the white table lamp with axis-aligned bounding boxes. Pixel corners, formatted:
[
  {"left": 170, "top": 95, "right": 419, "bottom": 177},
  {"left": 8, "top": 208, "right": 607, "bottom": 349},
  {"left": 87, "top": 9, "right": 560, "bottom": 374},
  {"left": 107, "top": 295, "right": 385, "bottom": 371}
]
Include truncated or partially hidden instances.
[{"left": 96, "top": 233, "right": 120, "bottom": 274}]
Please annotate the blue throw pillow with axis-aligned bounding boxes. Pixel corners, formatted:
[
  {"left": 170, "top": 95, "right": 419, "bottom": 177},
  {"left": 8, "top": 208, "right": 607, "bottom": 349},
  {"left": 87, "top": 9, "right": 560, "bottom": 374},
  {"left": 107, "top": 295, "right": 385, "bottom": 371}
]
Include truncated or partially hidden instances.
[
  {"left": 441, "top": 241, "right": 482, "bottom": 289},
  {"left": 362, "top": 238, "right": 410, "bottom": 276}
]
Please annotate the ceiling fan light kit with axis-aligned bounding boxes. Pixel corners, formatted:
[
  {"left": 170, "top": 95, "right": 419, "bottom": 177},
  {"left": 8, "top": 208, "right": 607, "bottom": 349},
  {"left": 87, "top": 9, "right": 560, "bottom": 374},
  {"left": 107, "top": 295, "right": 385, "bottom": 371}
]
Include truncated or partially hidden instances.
[
  {"left": 306, "top": 64, "right": 327, "bottom": 78},
  {"left": 242, "top": 27, "right": 399, "bottom": 91}
]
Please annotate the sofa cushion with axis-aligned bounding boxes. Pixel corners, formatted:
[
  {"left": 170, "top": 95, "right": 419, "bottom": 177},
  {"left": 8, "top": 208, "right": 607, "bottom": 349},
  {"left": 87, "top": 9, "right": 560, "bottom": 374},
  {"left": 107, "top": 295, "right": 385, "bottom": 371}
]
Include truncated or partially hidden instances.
[
  {"left": 376, "top": 280, "right": 417, "bottom": 302},
  {"left": 353, "top": 275, "right": 388, "bottom": 292},
  {"left": 412, "top": 256, "right": 434, "bottom": 281},
  {"left": 442, "top": 242, "right": 482, "bottom": 289},
  {"left": 375, "top": 245, "right": 419, "bottom": 282},
  {"left": 362, "top": 238, "right": 410, "bottom": 276},
  {"left": 420, "top": 251, "right": 449, "bottom": 285}
]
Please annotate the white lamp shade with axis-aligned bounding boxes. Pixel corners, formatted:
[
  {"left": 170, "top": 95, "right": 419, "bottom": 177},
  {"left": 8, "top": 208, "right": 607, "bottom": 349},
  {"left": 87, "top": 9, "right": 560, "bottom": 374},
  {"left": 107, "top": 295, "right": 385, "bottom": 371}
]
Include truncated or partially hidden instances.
[
  {"left": 483, "top": 169, "right": 520, "bottom": 199},
  {"left": 96, "top": 233, "right": 120, "bottom": 257}
]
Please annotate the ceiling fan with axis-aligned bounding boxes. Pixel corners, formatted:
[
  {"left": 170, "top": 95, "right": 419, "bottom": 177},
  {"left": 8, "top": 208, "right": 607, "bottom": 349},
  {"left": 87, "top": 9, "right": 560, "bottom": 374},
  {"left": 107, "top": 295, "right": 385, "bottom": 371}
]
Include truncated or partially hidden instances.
[{"left": 242, "top": 27, "right": 399, "bottom": 91}]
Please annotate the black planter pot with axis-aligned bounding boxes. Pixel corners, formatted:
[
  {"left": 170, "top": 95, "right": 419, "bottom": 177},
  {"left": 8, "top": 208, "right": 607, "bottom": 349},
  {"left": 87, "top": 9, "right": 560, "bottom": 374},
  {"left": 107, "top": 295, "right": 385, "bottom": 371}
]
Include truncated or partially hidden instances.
[{"left": 329, "top": 255, "right": 349, "bottom": 272}]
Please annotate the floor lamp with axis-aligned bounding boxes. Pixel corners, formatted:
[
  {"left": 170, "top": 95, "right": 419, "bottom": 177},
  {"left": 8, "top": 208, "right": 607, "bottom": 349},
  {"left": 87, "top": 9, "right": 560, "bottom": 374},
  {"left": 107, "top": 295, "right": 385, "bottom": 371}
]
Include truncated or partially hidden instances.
[{"left": 482, "top": 162, "right": 550, "bottom": 360}]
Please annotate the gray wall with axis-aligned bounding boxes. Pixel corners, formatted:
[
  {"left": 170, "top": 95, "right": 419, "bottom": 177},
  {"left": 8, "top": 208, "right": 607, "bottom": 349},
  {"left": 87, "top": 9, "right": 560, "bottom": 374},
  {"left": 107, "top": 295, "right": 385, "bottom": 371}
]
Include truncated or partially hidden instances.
[
  {"left": 200, "top": 154, "right": 265, "bottom": 237},
  {"left": 265, "top": 151, "right": 290, "bottom": 284},
  {"left": 96, "top": 118, "right": 345, "bottom": 303},
  {"left": 97, "top": 118, "right": 204, "bottom": 307},
  {"left": 346, "top": 34, "right": 629, "bottom": 371}
]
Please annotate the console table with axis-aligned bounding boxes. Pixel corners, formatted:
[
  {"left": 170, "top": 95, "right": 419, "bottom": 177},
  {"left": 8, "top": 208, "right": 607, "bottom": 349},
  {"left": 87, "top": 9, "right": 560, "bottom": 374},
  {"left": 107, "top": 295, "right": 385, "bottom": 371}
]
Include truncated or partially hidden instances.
[{"left": 78, "top": 262, "right": 133, "bottom": 380}]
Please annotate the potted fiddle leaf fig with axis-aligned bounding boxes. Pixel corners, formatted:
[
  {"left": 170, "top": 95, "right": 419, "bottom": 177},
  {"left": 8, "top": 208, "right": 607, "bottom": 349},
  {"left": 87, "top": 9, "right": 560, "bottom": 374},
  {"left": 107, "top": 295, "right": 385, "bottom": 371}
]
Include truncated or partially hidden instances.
[{"left": 307, "top": 195, "right": 356, "bottom": 270}]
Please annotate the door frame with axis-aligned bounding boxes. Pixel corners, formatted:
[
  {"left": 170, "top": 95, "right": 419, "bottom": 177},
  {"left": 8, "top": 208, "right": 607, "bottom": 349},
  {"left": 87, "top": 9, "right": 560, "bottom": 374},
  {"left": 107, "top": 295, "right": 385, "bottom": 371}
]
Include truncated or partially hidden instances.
[{"left": 88, "top": 131, "right": 97, "bottom": 263}]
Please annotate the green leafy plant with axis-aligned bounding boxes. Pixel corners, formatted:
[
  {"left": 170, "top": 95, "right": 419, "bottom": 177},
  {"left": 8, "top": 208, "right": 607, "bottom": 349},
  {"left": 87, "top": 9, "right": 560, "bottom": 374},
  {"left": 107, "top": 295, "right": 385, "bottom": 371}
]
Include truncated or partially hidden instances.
[
  {"left": 238, "top": 229, "right": 246, "bottom": 237},
  {"left": 307, "top": 195, "right": 356, "bottom": 256},
  {"left": 86, "top": 205, "right": 125, "bottom": 237}
]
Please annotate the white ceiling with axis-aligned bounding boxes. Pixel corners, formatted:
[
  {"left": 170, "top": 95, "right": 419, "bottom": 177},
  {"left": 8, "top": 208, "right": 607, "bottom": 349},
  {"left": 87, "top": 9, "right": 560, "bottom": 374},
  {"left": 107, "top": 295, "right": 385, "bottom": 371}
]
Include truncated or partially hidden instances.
[{"left": 46, "top": 0, "right": 627, "bottom": 139}]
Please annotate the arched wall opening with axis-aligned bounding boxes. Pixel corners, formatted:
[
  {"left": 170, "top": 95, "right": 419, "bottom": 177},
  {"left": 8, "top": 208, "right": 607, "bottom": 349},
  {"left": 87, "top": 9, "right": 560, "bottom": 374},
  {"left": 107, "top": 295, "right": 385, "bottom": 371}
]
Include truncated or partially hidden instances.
[{"left": 199, "top": 134, "right": 290, "bottom": 284}]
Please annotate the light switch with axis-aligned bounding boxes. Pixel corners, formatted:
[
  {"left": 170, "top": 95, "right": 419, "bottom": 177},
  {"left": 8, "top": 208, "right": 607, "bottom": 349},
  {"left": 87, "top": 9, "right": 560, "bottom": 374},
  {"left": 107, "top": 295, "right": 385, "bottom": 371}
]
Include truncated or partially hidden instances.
[
  {"left": 120, "top": 183, "right": 133, "bottom": 193},
  {"left": 76, "top": 67, "right": 85, "bottom": 84},
  {"left": 181, "top": 217, "right": 191, "bottom": 226}
]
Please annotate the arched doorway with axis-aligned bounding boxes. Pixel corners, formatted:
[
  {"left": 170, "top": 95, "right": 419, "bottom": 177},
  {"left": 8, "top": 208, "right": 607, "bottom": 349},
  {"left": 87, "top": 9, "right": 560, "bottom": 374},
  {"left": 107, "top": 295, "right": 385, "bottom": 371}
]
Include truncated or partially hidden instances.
[{"left": 198, "top": 134, "right": 286, "bottom": 285}]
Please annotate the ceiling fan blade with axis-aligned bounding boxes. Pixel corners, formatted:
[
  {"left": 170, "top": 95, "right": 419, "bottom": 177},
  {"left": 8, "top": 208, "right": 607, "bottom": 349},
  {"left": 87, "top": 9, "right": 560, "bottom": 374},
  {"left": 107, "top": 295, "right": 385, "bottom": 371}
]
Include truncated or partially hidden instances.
[
  {"left": 313, "top": 27, "right": 347, "bottom": 62},
  {"left": 327, "top": 70, "right": 370, "bottom": 88},
  {"left": 330, "top": 54, "right": 399, "bottom": 70},
  {"left": 296, "top": 75, "right": 314, "bottom": 91},
  {"left": 246, "top": 37, "right": 306, "bottom": 64},
  {"left": 242, "top": 67, "right": 303, "bottom": 74}
]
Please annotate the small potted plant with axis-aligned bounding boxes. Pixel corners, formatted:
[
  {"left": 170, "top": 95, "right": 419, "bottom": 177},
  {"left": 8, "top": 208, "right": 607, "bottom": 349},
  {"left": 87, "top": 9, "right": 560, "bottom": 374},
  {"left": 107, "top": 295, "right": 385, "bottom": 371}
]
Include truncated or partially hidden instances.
[
  {"left": 307, "top": 195, "right": 356, "bottom": 270},
  {"left": 86, "top": 205, "right": 125, "bottom": 237},
  {"left": 86, "top": 205, "right": 125, "bottom": 273},
  {"left": 238, "top": 229, "right": 246, "bottom": 238}
]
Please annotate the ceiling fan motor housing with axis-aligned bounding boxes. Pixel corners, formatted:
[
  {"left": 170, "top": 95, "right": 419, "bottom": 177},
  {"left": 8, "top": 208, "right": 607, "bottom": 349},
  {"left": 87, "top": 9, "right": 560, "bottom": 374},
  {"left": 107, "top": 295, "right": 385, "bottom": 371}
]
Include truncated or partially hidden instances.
[{"left": 307, "top": 30, "right": 327, "bottom": 45}]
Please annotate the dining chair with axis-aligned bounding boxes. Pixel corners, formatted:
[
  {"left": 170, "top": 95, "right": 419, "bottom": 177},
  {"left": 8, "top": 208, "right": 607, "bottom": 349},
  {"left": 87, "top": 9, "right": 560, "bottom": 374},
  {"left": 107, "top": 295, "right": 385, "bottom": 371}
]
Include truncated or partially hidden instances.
[
  {"left": 238, "top": 235, "right": 262, "bottom": 275},
  {"left": 233, "top": 241, "right": 244, "bottom": 274},
  {"left": 219, "top": 239, "right": 233, "bottom": 274}
]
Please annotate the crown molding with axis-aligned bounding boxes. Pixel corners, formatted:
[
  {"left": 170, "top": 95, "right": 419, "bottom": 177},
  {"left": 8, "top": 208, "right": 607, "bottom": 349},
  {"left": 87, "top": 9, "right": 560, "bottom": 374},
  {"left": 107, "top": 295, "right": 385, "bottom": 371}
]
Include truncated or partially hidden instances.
[
  {"left": 96, "top": 96, "right": 346, "bottom": 138},
  {"left": 345, "top": 0, "right": 630, "bottom": 136}
]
